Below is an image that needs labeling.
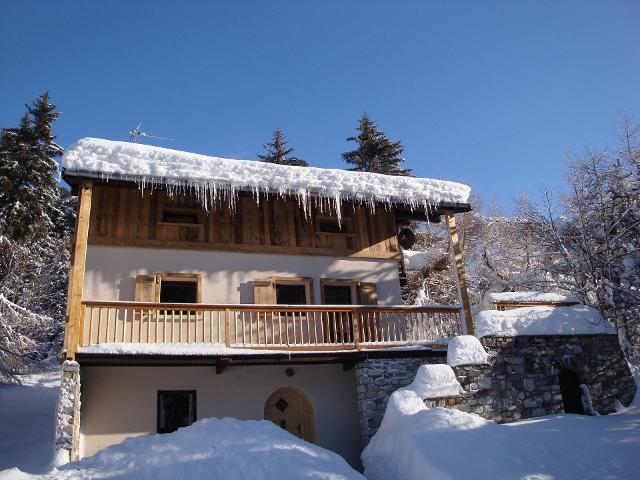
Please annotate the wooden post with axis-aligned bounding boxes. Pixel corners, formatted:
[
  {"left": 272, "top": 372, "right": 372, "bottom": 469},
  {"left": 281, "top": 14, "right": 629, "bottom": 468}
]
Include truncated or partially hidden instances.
[
  {"left": 444, "top": 211, "right": 474, "bottom": 335},
  {"left": 63, "top": 180, "right": 93, "bottom": 360},
  {"left": 225, "top": 308, "right": 231, "bottom": 347}
]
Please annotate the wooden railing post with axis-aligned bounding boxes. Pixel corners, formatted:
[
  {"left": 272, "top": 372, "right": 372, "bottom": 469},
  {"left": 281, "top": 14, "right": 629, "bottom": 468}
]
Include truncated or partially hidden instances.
[
  {"left": 353, "top": 311, "right": 361, "bottom": 349},
  {"left": 63, "top": 180, "right": 93, "bottom": 360},
  {"left": 444, "top": 211, "right": 474, "bottom": 335},
  {"left": 225, "top": 308, "right": 231, "bottom": 347}
]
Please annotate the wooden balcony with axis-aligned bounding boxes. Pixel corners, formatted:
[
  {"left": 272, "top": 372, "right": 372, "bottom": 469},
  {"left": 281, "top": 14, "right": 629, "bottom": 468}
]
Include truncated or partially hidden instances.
[{"left": 77, "top": 301, "right": 463, "bottom": 352}]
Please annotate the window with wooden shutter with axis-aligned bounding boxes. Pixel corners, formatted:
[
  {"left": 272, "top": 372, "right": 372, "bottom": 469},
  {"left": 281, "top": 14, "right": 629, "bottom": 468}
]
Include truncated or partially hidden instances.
[
  {"left": 358, "top": 282, "right": 378, "bottom": 305},
  {"left": 253, "top": 277, "right": 313, "bottom": 304},
  {"left": 135, "top": 274, "right": 159, "bottom": 302}
]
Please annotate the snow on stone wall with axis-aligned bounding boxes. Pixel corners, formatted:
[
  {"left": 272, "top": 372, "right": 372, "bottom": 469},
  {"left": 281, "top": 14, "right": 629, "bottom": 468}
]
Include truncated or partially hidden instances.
[
  {"left": 63, "top": 138, "right": 471, "bottom": 223},
  {"left": 447, "top": 335, "right": 489, "bottom": 367},
  {"left": 475, "top": 305, "right": 615, "bottom": 338}
]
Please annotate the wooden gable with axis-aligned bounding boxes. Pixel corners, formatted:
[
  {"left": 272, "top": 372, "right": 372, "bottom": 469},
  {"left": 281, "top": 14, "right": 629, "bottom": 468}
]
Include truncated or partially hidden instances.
[{"left": 87, "top": 183, "right": 401, "bottom": 259}]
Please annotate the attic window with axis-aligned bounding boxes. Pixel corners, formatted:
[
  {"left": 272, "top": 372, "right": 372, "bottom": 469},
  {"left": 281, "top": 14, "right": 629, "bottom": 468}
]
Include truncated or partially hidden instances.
[
  {"left": 316, "top": 215, "right": 354, "bottom": 236},
  {"left": 161, "top": 208, "right": 200, "bottom": 225}
]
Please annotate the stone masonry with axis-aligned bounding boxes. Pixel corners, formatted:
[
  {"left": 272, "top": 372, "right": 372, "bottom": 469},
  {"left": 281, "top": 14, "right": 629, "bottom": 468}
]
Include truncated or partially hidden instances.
[
  {"left": 54, "top": 360, "right": 82, "bottom": 465},
  {"left": 355, "top": 335, "right": 636, "bottom": 445},
  {"left": 355, "top": 355, "right": 446, "bottom": 444}
]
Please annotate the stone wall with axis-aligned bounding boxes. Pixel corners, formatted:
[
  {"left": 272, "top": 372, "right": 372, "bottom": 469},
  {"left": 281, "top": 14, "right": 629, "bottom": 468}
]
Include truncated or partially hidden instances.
[
  {"left": 355, "top": 355, "right": 446, "bottom": 445},
  {"left": 53, "top": 360, "right": 82, "bottom": 465},
  {"left": 425, "top": 335, "right": 635, "bottom": 421},
  {"left": 355, "top": 335, "right": 636, "bottom": 444}
]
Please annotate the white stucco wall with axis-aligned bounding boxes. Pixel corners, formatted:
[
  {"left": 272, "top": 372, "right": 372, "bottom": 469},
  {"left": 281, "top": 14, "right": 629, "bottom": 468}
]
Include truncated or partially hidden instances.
[
  {"left": 83, "top": 245, "right": 402, "bottom": 305},
  {"left": 80, "top": 364, "right": 363, "bottom": 468}
]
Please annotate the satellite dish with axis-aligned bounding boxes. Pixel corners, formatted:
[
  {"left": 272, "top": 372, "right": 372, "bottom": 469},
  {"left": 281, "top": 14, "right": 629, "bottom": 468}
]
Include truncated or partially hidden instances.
[{"left": 398, "top": 228, "right": 416, "bottom": 249}]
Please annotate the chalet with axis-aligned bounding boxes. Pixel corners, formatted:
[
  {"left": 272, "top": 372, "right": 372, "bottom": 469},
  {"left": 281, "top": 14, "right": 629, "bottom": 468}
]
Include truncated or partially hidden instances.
[{"left": 56, "top": 137, "right": 473, "bottom": 468}]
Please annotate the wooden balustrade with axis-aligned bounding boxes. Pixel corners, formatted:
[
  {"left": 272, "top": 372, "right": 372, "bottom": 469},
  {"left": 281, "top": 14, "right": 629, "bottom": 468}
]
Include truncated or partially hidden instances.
[{"left": 78, "top": 301, "right": 463, "bottom": 351}]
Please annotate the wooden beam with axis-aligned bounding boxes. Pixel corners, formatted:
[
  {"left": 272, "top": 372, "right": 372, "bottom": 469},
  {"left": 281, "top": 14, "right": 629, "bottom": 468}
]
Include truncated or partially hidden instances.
[
  {"left": 216, "top": 357, "right": 232, "bottom": 374},
  {"left": 63, "top": 180, "right": 93, "bottom": 360},
  {"left": 444, "top": 211, "right": 474, "bottom": 335}
]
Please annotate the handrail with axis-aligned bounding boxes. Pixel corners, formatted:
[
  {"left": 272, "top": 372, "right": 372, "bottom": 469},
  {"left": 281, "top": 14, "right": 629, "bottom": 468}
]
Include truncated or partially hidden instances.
[
  {"left": 77, "top": 301, "right": 463, "bottom": 350},
  {"left": 81, "top": 300, "right": 462, "bottom": 313}
]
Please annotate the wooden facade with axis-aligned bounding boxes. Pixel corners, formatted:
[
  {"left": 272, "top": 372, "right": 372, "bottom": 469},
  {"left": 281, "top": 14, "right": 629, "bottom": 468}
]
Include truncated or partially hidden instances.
[{"left": 87, "top": 184, "right": 401, "bottom": 259}]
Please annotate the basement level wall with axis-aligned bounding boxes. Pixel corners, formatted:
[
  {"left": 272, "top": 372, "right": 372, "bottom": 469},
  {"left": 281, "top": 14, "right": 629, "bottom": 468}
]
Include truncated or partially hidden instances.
[{"left": 80, "top": 364, "right": 363, "bottom": 469}]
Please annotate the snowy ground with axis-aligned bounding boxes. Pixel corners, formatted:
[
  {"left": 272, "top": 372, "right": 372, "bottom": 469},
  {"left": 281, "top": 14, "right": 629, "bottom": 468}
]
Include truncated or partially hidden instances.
[
  {"left": 0, "top": 369, "right": 60, "bottom": 474},
  {"left": 1, "top": 418, "right": 364, "bottom": 480},
  {"left": 363, "top": 362, "right": 640, "bottom": 480}
]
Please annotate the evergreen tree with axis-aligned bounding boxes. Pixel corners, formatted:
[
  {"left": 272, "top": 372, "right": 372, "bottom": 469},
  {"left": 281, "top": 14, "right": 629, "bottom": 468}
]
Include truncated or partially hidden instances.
[
  {"left": 258, "top": 129, "right": 308, "bottom": 167},
  {"left": 342, "top": 114, "right": 412, "bottom": 176},
  {"left": 0, "top": 92, "right": 73, "bottom": 381},
  {"left": 0, "top": 92, "right": 63, "bottom": 241}
]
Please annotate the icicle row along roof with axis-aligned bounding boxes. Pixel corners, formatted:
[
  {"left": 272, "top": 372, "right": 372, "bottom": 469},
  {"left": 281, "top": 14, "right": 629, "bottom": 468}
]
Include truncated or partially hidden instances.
[{"left": 62, "top": 138, "right": 471, "bottom": 222}]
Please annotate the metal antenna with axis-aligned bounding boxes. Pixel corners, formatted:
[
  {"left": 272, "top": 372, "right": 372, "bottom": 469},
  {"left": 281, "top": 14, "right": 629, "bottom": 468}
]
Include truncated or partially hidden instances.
[{"left": 129, "top": 121, "right": 175, "bottom": 143}]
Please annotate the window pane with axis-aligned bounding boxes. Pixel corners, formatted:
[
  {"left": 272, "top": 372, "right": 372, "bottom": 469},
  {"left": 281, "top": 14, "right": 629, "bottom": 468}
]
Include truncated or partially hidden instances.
[
  {"left": 160, "top": 281, "right": 197, "bottom": 303},
  {"left": 157, "top": 391, "right": 196, "bottom": 434},
  {"left": 275, "top": 284, "right": 307, "bottom": 305},
  {"left": 323, "top": 285, "right": 353, "bottom": 305}
]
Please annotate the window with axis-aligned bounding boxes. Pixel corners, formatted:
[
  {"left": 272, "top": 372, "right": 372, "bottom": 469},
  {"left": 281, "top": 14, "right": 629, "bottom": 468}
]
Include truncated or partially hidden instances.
[
  {"left": 276, "top": 284, "right": 308, "bottom": 305},
  {"left": 254, "top": 277, "right": 313, "bottom": 305},
  {"left": 160, "top": 281, "right": 197, "bottom": 304},
  {"left": 162, "top": 208, "right": 199, "bottom": 225},
  {"left": 323, "top": 285, "right": 354, "bottom": 305},
  {"left": 157, "top": 390, "right": 196, "bottom": 434},
  {"left": 159, "top": 205, "right": 203, "bottom": 226},
  {"left": 315, "top": 215, "right": 354, "bottom": 235}
]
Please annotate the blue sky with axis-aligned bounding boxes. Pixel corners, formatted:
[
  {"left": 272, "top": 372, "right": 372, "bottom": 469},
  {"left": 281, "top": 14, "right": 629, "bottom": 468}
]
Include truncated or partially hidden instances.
[{"left": 1, "top": 1, "right": 639, "bottom": 210}]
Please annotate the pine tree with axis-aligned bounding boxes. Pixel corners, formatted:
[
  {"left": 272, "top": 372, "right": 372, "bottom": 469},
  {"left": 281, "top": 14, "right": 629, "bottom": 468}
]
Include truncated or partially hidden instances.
[
  {"left": 0, "top": 92, "right": 73, "bottom": 381},
  {"left": 342, "top": 114, "right": 412, "bottom": 176},
  {"left": 258, "top": 129, "right": 308, "bottom": 167},
  {"left": 0, "top": 91, "right": 63, "bottom": 241}
]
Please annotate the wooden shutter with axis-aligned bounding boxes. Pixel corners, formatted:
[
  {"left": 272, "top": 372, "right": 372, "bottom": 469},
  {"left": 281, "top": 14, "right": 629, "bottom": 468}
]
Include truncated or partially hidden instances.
[
  {"left": 253, "top": 278, "right": 276, "bottom": 304},
  {"left": 358, "top": 282, "right": 378, "bottom": 305},
  {"left": 135, "top": 274, "right": 159, "bottom": 302}
]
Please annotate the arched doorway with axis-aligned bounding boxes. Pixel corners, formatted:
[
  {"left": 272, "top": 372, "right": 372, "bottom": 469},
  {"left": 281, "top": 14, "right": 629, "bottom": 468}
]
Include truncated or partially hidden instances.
[
  {"left": 264, "top": 387, "right": 315, "bottom": 442},
  {"left": 558, "top": 368, "right": 585, "bottom": 414}
]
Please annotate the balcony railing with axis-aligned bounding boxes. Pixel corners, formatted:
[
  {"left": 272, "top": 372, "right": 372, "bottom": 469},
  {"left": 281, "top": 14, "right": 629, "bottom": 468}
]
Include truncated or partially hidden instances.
[{"left": 78, "top": 301, "right": 463, "bottom": 351}]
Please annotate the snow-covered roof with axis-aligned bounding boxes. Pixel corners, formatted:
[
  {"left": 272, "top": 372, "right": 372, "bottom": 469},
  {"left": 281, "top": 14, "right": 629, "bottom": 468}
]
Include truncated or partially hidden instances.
[
  {"left": 402, "top": 248, "right": 447, "bottom": 271},
  {"left": 475, "top": 305, "right": 615, "bottom": 338},
  {"left": 62, "top": 138, "right": 471, "bottom": 220},
  {"left": 487, "top": 291, "right": 578, "bottom": 304}
]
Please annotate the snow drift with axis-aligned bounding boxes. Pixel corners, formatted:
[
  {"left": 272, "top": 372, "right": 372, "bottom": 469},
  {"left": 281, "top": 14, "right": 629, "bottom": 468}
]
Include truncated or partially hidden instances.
[
  {"left": 363, "top": 363, "right": 640, "bottom": 480},
  {"left": 62, "top": 138, "right": 471, "bottom": 223},
  {"left": 1, "top": 418, "right": 364, "bottom": 480},
  {"left": 475, "top": 305, "right": 615, "bottom": 338}
]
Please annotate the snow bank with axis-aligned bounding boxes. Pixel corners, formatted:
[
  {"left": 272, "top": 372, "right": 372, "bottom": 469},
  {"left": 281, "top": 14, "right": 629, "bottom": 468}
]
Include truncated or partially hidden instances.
[
  {"left": 63, "top": 138, "right": 471, "bottom": 223},
  {"left": 363, "top": 367, "right": 640, "bottom": 480},
  {"left": 402, "top": 248, "right": 447, "bottom": 271},
  {"left": 1, "top": 418, "right": 364, "bottom": 480},
  {"left": 0, "top": 370, "right": 60, "bottom": 474},
  {"left": 487, "top": 291, "right": 578, "bottom": 304},
  {"left": 475, "top": 305, "right": 615, "bottom": 338},
  {"left": 447, "top": 335, "right": 488, "bottom": 367}
]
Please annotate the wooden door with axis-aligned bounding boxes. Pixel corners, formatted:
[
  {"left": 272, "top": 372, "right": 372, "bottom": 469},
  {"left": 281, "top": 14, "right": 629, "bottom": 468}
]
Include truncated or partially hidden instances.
[{"left": 264, "top": 388, "right": 315, "bottom": 442}]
